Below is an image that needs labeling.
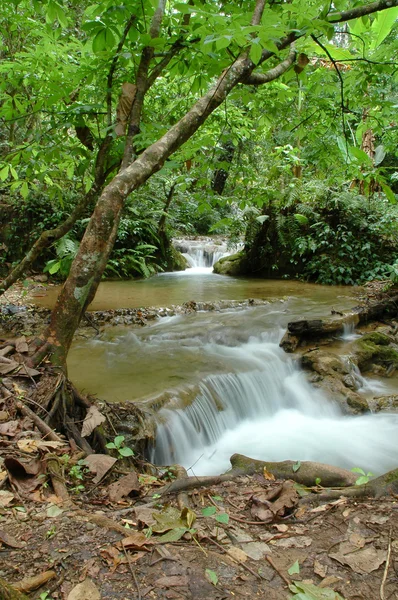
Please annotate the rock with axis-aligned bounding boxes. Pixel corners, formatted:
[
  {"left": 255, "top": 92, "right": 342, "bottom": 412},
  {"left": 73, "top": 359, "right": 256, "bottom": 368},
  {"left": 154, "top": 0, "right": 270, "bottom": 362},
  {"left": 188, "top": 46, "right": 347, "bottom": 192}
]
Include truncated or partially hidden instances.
[
  {"left": 352, "top": 332, "right": 398, "bottom": 372},
  {"left": 213, "top": 251, "right": 246, "bottom": 275}
]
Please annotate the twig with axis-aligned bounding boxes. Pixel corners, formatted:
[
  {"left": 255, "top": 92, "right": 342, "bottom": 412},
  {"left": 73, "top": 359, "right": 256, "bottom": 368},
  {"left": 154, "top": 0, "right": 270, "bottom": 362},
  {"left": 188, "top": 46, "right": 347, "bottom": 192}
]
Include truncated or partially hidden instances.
[
  {"left": 380, "top": 525, "right": 392, "bottom": 600},
  {"left": 122, "top": 545, "right": 141, "bottom": 600},
  {"left": 266, "top": 555, "right": 291, "bottom": 586},
  {"left": 15, "top": 400, "right": 63, "bottom": 443}
]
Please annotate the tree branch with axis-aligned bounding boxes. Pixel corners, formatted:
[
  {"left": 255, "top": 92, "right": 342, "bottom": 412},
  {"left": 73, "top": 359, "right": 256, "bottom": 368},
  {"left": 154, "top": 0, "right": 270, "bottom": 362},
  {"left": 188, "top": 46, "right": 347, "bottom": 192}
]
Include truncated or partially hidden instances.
[
  {"left": 121, "top": 0, "right": 167, "bottom": 168},
  {"left": 243, "top": 47, "right": 296, "bottom": 85},
  {"left": 251, "top": 0, "right": 267, "bottom": 25},
  {"left": 327, "top": 0, "right": 398, "bottom": 23},
  {"left": 106, "top": 14, "right": 137, "bottom": 129}
]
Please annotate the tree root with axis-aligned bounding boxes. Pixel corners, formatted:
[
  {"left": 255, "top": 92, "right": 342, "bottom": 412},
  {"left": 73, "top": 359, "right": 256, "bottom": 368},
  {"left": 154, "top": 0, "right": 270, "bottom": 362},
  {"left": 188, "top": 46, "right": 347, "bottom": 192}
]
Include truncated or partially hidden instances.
[
  {"left": 16, "top": 400, "right": 64, "bottom": 443},
  {"left": 229, "top": 454, "right": 357, "bottom": 487},
  {"left": 13, "top": 571, "right": 56, "bottom": 594},
  {"left": 46, "top": 454, "right": 73, "bottom": 506}
]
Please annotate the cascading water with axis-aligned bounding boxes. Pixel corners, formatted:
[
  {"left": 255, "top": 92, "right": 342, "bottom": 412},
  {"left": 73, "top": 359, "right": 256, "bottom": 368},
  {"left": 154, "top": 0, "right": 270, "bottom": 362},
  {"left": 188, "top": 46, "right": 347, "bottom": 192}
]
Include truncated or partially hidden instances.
[
  {"left": 173, "top": 238, "right": 233, "bottom": 269},
  {"left": 151, "top": 333, "right": 398, "bottom": 476}
]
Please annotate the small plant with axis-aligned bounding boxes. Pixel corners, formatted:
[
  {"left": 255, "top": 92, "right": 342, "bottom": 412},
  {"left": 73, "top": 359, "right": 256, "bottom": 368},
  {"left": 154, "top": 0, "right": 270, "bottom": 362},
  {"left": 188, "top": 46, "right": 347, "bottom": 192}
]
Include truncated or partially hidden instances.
[
  {"left": 351, "top": 467, "right": 374, "bottom": 486},
  {"left": 105, "top": 435, "right": 134, "bottom": 458},
  {"left": 39, "top": 593, "right": 54, "bottom": 600},
  {"left": 46, "top": 525, "right": 57, "bottom": 539}
]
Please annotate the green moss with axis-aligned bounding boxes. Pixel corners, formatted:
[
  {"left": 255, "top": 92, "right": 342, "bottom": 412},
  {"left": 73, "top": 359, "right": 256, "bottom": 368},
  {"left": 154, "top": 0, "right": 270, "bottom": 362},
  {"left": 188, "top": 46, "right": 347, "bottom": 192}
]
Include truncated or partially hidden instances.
[
  {"left": 353, "top": 332, "right": 398, "bottom": 370},
  {"left": 213, "top": 251, "right": 246, "bottom": 275},
  {"left": 361, "top": 332, "right": 391, "bottom": 346}
]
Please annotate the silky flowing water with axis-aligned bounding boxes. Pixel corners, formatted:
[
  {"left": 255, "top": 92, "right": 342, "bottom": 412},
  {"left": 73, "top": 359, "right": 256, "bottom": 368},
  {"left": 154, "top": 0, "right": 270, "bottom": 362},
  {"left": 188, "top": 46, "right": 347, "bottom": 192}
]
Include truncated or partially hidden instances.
[{"left": 32, "top": 241, "right": 398, "bottom": 476}]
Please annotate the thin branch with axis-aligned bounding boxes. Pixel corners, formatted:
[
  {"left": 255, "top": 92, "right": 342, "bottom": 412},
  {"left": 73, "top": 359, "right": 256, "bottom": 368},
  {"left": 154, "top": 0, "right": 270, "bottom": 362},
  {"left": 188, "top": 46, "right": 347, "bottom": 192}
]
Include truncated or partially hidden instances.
[
  {"left": 311, "top": 35, "right": 347, "bottom": 142},
  {"left": 121, "top": 0, "right": 167, "bottom": 168},
  {"left": 243, "top": 46, "right": 296, "bottom": 85},
  {"left": 106, "top": 14, "right": 137, "bottom": 129},
  {"left": 251, "top": 0, "right": 267, "bottom": 25}
]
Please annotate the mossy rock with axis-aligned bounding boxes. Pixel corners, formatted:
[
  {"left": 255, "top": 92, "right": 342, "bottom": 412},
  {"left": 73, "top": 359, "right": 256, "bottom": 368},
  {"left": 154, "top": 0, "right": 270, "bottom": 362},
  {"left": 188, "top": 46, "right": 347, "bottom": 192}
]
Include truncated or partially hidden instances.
[
  {"left": 353, "top": 332, "right": 398, "bottom": 371},
  {"left": 213, "top": 251, "right": 246, "bottom": 275},
  {"left": 170, "top": 247, "right": 188, "bottom": 271}
]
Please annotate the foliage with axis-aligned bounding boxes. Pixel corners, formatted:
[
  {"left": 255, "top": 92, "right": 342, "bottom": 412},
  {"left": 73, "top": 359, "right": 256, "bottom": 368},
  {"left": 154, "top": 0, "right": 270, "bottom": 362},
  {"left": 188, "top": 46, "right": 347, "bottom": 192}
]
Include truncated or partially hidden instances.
[
  {"left": 106, "top": 435, "right": 134, "bottom": 458},
  {"left": 245, "top": 180, "right": 398, "bottom": 285},
  {"left": 351, "top": 467, "right": 374, "bottom": 486}
]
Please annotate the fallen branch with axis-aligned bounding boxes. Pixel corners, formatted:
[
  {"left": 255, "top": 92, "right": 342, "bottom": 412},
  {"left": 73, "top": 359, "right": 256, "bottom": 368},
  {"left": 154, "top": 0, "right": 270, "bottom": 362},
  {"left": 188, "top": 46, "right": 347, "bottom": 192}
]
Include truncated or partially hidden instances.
[{"left": 15, "top": 401, "right": 63, "bottom": 443}]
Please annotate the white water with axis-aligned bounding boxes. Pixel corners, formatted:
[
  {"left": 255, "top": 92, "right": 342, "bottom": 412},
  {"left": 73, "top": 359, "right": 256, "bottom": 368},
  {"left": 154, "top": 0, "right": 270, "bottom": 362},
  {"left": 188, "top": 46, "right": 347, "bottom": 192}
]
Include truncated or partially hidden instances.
[
  {"left": 174, "top": 238, "right": 232, "bottom": 269},
  {"left": 152, "top": 334, "right": 398, "bottom": 476}
]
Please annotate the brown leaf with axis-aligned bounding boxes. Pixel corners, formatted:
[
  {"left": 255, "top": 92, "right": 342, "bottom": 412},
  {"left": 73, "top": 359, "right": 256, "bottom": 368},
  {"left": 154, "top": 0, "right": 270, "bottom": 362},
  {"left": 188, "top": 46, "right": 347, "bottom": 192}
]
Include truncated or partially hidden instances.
[
  {"left": 115, "top": 82, "right": 136, "bottom": 137},
  {"left": 155, "top": 576, "right": 189, "bottom": 588},
  {"left": 0, "top": 490, "right": 14, "bottom": 507},
  {"left": 0, "top": 420, "right": 19, "bottom": 437},
  {"left": 17, "top": 439, "right": 66, "bottom": 453},
  {"left": 15, "top": 337, "right": 29, "bottom": 353},
  {"left": 0, "top": 361, "right": 19, "bottom": 375},
  {"left": 134, "top": 505, "right": 157, "bottom": 528},
  {"left": 107, "top": 472, "right": 140, "bottom": 502},
  {"left": 0, "top": 528, "right": 25, "bottom": 548},
  {"left": 83, "top": 454, "right": 117, "bottom": 484},
  {"left": 251, "top": 480, "right": 298, "bottom": 522},
  {"left": 67, "top": 579, "right": 101, "bottom": 600},
  {"left": 4, "top": 456, "right": 46, "bottom": 494},
  {"left": 81, "top": 406, "right": 106, "bottom": 438},
  {"left": 119, "top": 531, "right": 153, "bottom": 551},
  {"left": 329, "top": 541, "right": 386, "bottom": 574},
  {"left": 0, "top": 345, "right": 14, "bottom": 357}
]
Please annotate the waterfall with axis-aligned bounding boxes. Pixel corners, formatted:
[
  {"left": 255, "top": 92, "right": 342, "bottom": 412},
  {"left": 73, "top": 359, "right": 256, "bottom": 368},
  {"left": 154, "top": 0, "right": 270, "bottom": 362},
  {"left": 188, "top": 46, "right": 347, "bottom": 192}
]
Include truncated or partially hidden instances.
[
  {"left": 173, "top": 238, "right": 231, "bottom": 269},
  {"left": 151, "top": 337, "right": 398, "bottom": 476}
]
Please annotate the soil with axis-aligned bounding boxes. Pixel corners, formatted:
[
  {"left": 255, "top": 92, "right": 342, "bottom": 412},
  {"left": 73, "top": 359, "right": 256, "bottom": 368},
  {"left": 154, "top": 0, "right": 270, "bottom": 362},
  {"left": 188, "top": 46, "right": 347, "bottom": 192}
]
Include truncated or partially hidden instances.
[{"left": 1, "top": 461, "right": 398, "bottom": 600}]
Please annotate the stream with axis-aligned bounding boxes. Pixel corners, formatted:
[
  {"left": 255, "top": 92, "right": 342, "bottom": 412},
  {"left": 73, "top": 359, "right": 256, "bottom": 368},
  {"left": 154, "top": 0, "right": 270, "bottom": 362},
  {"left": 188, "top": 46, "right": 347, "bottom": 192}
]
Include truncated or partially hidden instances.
[{"left": 34, "top": 239, "right": 398, "bottom": 476}]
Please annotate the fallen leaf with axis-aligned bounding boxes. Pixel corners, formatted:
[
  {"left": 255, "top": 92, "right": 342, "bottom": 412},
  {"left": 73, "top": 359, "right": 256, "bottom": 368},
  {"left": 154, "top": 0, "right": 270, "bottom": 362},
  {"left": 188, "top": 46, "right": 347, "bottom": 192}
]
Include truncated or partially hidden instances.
[
  {"left": 330, "top": 542, "right": 386, "bottom": 574},
  {"left": 15, "top": 337, "right": 29, "bottom": 353},
  {"left": 152, "top": 505, "right": 195, "bottom": 533},
  {"left": 288, "top": 560, "right": 300, "bottom": 575},
  {"left": 0, "top": 528, "right": 25, "bottom": 548},
  {"left": 156, "top": 527, "right": 188, "bottom": 543},
  {"left": 289, "top": 581, "right": 344, "bottom": 599},
  {"left": 251, "top": 480, "right": 298, "bottom": 522},
  {"left": 263, "top": 467, "right": 275, "bottom": 480},
  {"left": 17, "top": 439, "right": 66, "bottom": 453},
  {"left": 47, "top": 504, "right": 64, "bottom": 518},
  {"left": 0, "top": 361, "right": 19, "bottom": 375},
  {"left": 67, "top": 578, "right": 101, "bottom": 600},
  {"left": 81, "top": 406, "right": 106, "bottom": 438},
  {"left": 107, "top": 472, "right": 140, "bottom": 502},
  {"left": 0, "top": 490, "right": 14, "bottom": 507},
  {"left": 205, "top": 569, "right": 218, "bottom": 586},
  {"left": 0, "top": 420, "right": 19, "bottom": 437},
  {"left": 4, "top": 456, "right": 46, "bottom": 495},
  {"left": 314, "top": 559, "right": 328, "bottom": 578},
  {"left": 310, "top": 498, "right": 347, "bottom": 513},
  {"left": 83, "top": 454, "right": 117, "bottom": 484},
  {"left": 120, "top": 531, "right": 153, "bottom": 551},
  {"left": 274, "top": 536, "right": 312, "bottom": 549},
  {"left": 134, "top": 505, "right": 157, "bottom": 528},
  {"left": 155, "top": 576, "right": 189, "bottom": 588},
  {"left": 226, "top": 546, "right": 248, "bottom": 563}
]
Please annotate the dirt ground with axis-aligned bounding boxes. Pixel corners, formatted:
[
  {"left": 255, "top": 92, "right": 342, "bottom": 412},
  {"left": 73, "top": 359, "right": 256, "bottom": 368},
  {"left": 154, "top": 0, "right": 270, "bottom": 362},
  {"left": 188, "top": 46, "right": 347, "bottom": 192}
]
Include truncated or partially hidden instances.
[{"left": 1, "top": 461, "right": 398, "bottom": 600}]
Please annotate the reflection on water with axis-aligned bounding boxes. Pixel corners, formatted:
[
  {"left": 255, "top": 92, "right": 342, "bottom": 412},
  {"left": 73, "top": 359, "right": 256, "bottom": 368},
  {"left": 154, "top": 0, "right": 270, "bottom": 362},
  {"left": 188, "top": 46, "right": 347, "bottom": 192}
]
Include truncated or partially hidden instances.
[{"left": 31, "top": 271, "right": 359, "bottom": 311}]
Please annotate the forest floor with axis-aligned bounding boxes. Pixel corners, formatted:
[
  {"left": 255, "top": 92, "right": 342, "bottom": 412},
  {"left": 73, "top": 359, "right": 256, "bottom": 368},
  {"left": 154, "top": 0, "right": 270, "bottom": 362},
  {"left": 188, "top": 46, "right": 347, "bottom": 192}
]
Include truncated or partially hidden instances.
[
  {"left": 1, "top": 453, "right": 398, "bottom": 600},
  {"left": 1, "top": 279, "right": 398, "bottom": 599}
]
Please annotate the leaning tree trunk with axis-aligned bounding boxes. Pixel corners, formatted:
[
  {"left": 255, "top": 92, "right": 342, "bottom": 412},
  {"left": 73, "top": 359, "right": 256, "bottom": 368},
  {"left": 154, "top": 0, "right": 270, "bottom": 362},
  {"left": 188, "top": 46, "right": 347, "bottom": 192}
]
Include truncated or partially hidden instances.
[{"left": 35, "top": 49, "right": 297, "bottom": 366}]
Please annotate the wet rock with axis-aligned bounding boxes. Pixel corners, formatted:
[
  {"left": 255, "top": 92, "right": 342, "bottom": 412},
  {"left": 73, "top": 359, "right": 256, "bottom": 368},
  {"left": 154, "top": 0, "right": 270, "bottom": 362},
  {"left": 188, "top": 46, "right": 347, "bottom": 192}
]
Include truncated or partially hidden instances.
[
  {"left": 371, "top": 395, "right": 398, "bottom": 413},
  {"left": 352, "top": 332, "right": 398, "bottom": 372},
  {"left": 213, "top": 251, "right": 247, "bottom": 275}
]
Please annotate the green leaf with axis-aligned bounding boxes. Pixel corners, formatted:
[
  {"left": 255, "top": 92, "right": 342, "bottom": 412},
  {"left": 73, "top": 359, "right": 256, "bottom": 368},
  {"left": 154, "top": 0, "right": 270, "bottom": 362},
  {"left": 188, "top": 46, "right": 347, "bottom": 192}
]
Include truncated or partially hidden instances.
[
  {"left": 47, "top": 504, "right": 64, "bottom": 518},
  {"left": 256, "top": 215, "right": 269, "bottom": 224},
  {"left": 292, "top": 460, "right": 301, "bottom": 473},
  {"left": 349, "top": 146, "right": 372, "bottom": 165},
  {"left": 370, "top": 7, "right": 398, "bottom": 50},
  {"left": 157, "top": 527, "right": 188, "bottom": 543},
  {"left": 216, "top": 36, "right": 231, "bottom": 50},
  {"left": 0, "top": 165, "right": 9, "bottom": 181},
  {"left": 92, "top": 28, "right": 115, "bottom": 53},
  {"left": 381, "top": 183, "right": 396, "bottom": 203},
  {"left": 118, "top": 446, "right": 134, "bottom": 457},
  {"left": 351, "top": 467, "right": 365, "bottom": 474},
  {"left": 205, "top": 569, "right": 218, "bottom": 586},
  {"left": 250, "top": 41, "right": 262, "bottom": 65},
  {"left": 289, "top": 581, "right": 344, "bottom": 599},
  {"left": 288, "top": 560, "right": 300, "bottom": 575},
  {"left": 20, "top": 181, "right": 29, "bottom": 199},
  {"left": 105, "top": 442, "right": 117, "bottom": 449},
  {"left": 113, "top": 435, "right": 125, "bottom": 448},
  {"left": 294, "top": 214, "right": 308, "bottom": 225},
  {"left": 201, "top": 506, "right": 217, "bottom": 516},
  {"left": 215, "top": 513, "right": 229, "bottom": 524}
]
